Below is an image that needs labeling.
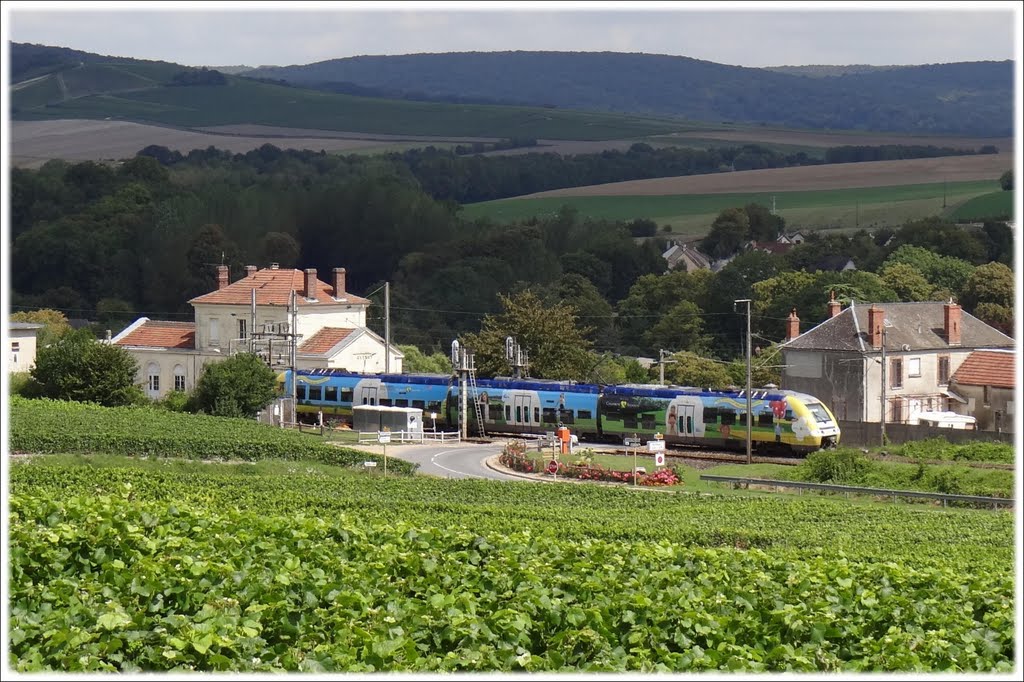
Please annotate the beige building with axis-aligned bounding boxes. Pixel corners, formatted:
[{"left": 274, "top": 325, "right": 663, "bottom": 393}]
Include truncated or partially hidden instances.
[
  {"left": 948, "top": 349, "right": 1015, "bottom": 432},
  {"left": 780, "top": 298, "right": 1014, "bottom": 424},
  {"left": 113, "top": 264, "right": 402, "bottom": 399},
  {"left": 8, "top": 321, "right": 43, "bottom": 373}
]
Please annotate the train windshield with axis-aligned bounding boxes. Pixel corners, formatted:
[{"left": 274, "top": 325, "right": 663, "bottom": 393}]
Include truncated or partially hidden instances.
[{"left": 804, "top": 402, "right": 833, "bottom": 424}]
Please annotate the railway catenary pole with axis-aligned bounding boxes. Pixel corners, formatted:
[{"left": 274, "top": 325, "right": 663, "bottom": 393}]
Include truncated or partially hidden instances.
[
  {"left": 290, "top": 289, "right": 298, "bottom": 427},
  {"left": 734, "top": 299, "right": 752, "bottom": 465},
  {"left": 880, "top": 326, "right": 887, "bottom": 447},
  {"left": 384, "top": 281, "right": 391, "bottom": 374}
]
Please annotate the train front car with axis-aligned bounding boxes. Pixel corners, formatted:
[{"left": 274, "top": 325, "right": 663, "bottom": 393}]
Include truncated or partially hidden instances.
[{"left": 785, "top": 392, "right": 841, "bottom": 452}]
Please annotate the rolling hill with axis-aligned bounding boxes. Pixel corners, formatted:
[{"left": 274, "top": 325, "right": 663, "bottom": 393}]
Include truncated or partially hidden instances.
[{"left": 242, "top": 51, "right": 1014, "bottom": 137}]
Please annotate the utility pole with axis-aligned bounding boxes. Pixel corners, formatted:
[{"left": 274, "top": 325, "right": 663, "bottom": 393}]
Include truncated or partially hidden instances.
[
  {"left": 453, "top": 340, "right": 469, "bottom": 440},
  {"left": 290, "top": 289, "right": 298, "bottom": 426},
  {"left": 734, "top": 299, "right": 752, "bottom": 465},
  {"left": 384, "top": 281, "right": 391, "bottom": 374},
  {"left": 657, "top": 349, "right": 677, "bottom": 386},
  {"left": 250, "top": 288, "right": 256, "bottom": 353}
]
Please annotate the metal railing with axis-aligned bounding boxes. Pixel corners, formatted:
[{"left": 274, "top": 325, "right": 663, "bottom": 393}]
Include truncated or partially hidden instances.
[
  {"left": 699, "top": 474, "right": 1013, "bottom": 508},
  {"left": 356, "top": 431, "right": 461, "bottom": 444}
]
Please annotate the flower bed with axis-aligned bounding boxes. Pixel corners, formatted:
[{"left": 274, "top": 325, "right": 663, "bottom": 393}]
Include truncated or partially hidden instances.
[{"left": 500, "top": 443, "right": 681, "bottom": 487}]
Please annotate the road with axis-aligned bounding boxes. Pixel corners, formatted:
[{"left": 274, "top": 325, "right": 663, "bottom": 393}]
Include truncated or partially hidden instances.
[{"left": 351, "top": 440, "right": 522, "bottom": 481}]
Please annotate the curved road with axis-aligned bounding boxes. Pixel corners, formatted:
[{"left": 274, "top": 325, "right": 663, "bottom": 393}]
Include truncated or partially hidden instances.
[{"left": 355, "top": 441, "right": 522, "bottom": 480}]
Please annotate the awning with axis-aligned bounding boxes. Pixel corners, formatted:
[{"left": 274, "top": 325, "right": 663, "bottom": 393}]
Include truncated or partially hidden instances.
[{"left": 941, "top": 388, "right": 968, "bottom": 404}]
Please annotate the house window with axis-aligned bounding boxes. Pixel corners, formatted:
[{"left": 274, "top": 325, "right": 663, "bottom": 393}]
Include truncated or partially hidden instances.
[
  {"left": 890, "top": 398, "right": 903, "bottom": 424},
  {"left": 907, "top": 357, "right": 921, "bottom": 378},
  {"left": 11, "top": 342, "right": 20, "bottom": 352},
  {"left": 890, "top": 358, "right": 903, "bottom": 389},
  {"left": 173, "top": 365, "right": 186, "bottom": 392},
  {"left": 937, "top": 356, "right": 950, "bottom": 385},
  {"left": 209, "top": 318, "right": 219, "bottom": 345},
  {"left": 983, "top": 385, "right": 991, "bottom": 407},
  {"left": 146, "top": 362, "right": 160, "bottom": 397},
  {"left": 238, "top": 318, "right": 247, "bottom": 341}
]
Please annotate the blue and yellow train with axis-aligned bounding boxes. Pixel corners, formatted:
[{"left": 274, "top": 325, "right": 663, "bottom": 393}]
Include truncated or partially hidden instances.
[{"left": 282, "top": 369, "right": 840, "bottom": 454}]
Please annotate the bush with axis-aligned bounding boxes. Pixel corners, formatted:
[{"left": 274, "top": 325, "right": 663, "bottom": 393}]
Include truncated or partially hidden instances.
[
  {"left": 154, "top": 390, "right": 192, "bottom": 413},
  {"left": 800, "top": 449, "right": 872, "bottom": 484},
  {"left": 193, "top": 353, "right": 277, "bottom": 418},
  {"left": 30, "top": 329, "right": 144, "bottom": 407},
  {"left": 9, "top": 372, "right": 42, "bottom": 398}
]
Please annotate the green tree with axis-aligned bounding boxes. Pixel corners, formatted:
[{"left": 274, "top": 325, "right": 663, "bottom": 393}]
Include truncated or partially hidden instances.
[
  {"left": 193, "top": 352, "right": 277, "bottom": 418},
  {"left": 699, "top": 207, "right": 750, "bottom": 259},
  {"left": 878, "top": 262, "right": 935, "bottom": 301},
  {"left": 744, "top": 202, "right": 785, "bottom": 242},
  {"left": 9, "top": 308, "right": 71, "bottom": 349},
  {"left": 461, "top": 290, "right": 594, "bottom": 380},
  {"left": 30, "top": 328, "right": 143, "bottom": 406},
  {"left": 881, "top": 245, "right": 975, "bottom": 299},
  {"left": 999, "top": 169, "right": 1013, "bottom": 190},
  {"left": 644, "top": 300, "right": 710, "bottom": 355},
  {"left": 398, "top": 345, "right": 453, "bottom": 374},
  {"left": 552, "top": 273, "right": 616, "bottom": 344},
  {"left": 960, "top": 262, "right": 1014, "bottom": 334},
  {"left": 662, "top": 351, "right": 734, "bottom": 389}
]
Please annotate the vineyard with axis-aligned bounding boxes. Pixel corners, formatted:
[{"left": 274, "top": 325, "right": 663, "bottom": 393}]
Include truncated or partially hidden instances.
[
  {"left": 8, "top": 454, "right": 1015, "bottom": 673},
  {"left": 7, "top": 397, "right": 414, "bottom": 474}
]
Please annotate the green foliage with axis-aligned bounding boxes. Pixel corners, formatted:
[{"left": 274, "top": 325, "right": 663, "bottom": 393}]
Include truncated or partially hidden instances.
[
  {"left": 8, "top": 396, "right": 413, "bottom": 473},
  {"left": 462, "top": 290, "right": 595, "bottom": 380},
  {"left": 193, "top": 353, "right": 277, "bottom": 418},
  {"left": 800, "top": 449, "right": 873, "bottom": 484},
  {"left": 397, "top": 345, "right": 452, "bottom": 374},
  {"left": 9, "top": 308, "right": 71, "bottom": 349},
  {"left": 960, "top": 262, "right": 1013, "bottom": 318},
  {"left": 878, "top": 262, "right": 935, "bottom": 301},
  {"left": 9, "top": 372, "right": 42, "bottom": 398},
  {"left": 662, "top": 351, "right": 734, "bottom": 389},
  {"left": 699, "top": 207, "right": 749, "bottom": 259},
  {"left": 998, "top": 169, "right": 1012, "bottom": 191},
  {"left": 154, "top": 389, "right": 193, "bottom": 413},
  {"left": 29, "top": 329, "right": 143, "bottom": 407},
  {"left": 886, "top": 438, "right": 1014, "bottom": 465},
  {"left": 7, "top": 455, "right": 1015, "bottom": 672},
  {"left": 882, "top": 245, "right": 975, "bottom": 298}
]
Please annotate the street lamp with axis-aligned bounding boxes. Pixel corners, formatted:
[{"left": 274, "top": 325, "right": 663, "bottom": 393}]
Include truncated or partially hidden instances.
[{"left": 734, "top": 298, "right": 752, "bottom": 465}]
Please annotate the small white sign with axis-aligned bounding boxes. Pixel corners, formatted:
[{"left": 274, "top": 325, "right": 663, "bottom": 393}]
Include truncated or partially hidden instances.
[
  {"left": 654, "top": 452, "right": 666, "bottom": 467},
  {"left": 624, "top": 438, "right": 641, "bottom": 447},
  {"left": 647, "top": 440, "right": 665, "bottom": 453},
  {"left": 378, "top": 432, "right": 391, "bottom": 444},
  {"left": 363, "top": 461, "right": 378, "bottom": 467}
]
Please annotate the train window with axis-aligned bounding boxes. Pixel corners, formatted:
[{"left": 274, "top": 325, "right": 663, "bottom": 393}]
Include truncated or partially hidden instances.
[
  {"left": 534, "top": 407, "right": 540, "bottom": 423},
  {"left": 369, "top": 398, "right": 376, "bottom": 406},
  {"left": 624, "top": 417, "right": 638, "bottom": 429},
  {"left": 720, "top": 411, "right": 736, "bottom": 426},
  {"left": 427, "top": 401, "right": 441, "bottom": 412},
  {"left": 505, "top": 405, "right": 511, "bottom": 421},
  {"left": 641, "top": 415, "right": 656, "bottom": 430},
  {"left": 686, "top": 416, "right": 693, "bottom": 434},
  {"left": 308, "top": 386, "right": 322, "bottom": 401},
  {"left": 489, "top": 405, "right": 504, "bottom": 421},
  {"left": 395, "top": 399, "right": 409, "bottom": 407},
  {"left": 758, "top": 412, "right": 774, "bottom": 427},
  {"left": 379, "top": 398, "right": 393, "bottom": 407},
  {"left": 412, "top": 400, "right": 425, "bottom": 410},
  {"left": 737, "top": 412, "right": 748, "bottom": 426},
  {"left": 784, "top": 409, "right": 794, "bottom": 420},
  {"left": 542, "top": 408, "right": 558, "bottom": 424},
  {"left": 325, "top": 386, "right": 338, "bottom": 403},
  {"left": 341, "top": 388, "right": 353, "bottom": 403},
  {"left": 559, "top": 408, "right": 574, "bottom": 424},
  {"left": 702, "top": 407, "right": 718, "bottom": 424},
  {"left": 516, "top": 406, "right": 522, "bottom": 423},
  {"left": 577, "top": 410, "right": 592, "bottom": 420},
  {"left": 805, "top": 402, "right": 832, "bottom": 424}
]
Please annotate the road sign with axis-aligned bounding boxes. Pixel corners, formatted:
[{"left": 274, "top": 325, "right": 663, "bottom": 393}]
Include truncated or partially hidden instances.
[
  {"left": 647, "top": 439, "right": 665, "bottom": 453},
  {"left": 547, "top": 460, "right": 559, "bottom": 474},
  {"left": 363, "top": 461, "right": 378, "bottom": 467},
  {"left": 624, "top": 438, "right": 641, "bottom": 447},
  {"left": 654, "top": 452, "right": 666, "bottom": 467},
  {"left": 378, "top": 431, "right": 391, "bottom": 444}
]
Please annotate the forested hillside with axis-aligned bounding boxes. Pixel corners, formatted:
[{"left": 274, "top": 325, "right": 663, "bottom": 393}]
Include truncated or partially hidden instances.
[{"left": 243, "top": 52, "right": 1013, "bottom": 137}]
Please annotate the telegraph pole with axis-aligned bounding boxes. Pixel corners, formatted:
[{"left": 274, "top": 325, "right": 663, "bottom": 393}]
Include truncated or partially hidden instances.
[
  {"left": 384, "top": 281, "right": 391, "bottom": 374},
  {"left": 250, "top": 288, "right": 257, "bottom": 353},
  {"left": 657, "top": 349, "right": 677, "bottom": 386},
  {"left": 880, "top": 327, "right": 887, "bottom": 447},
  {"left": 290, "top": 290, "right": 298, "bottom": 426},
  {"left": 734, "top": 299, "right": 752, "bottom": 465}
]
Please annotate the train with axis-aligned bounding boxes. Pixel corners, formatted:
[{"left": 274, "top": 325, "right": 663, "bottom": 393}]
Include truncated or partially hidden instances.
[{"left": 281, "top": 369, "right": 841, "bottom": 455}]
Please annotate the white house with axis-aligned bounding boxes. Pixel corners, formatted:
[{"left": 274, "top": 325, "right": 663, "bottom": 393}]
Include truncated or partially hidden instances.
[
  {"left": 8, "top": 321, "right": 43, "bottom": 373},
  {"left": 114, "top": 264, "right": 402, "bottom": 399}
]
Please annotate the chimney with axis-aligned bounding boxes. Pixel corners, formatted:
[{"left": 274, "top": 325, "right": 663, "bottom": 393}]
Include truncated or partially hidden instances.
[
  {"left": 332, "top": 267, "right": 347, "bottom": 298},
  {"left": 304, "top": 268, "right": 318, "bottom": 298},
  {"left": 828, "top": 290, "right": 842, "bottom": 318},
  {"left": 217, "top": 264, "right": 229, "bottom": 290},
  {"left": 269, "top": 262, "right": 280, "bottom": 270},
  {"left": 868, "top": 305, "right": 884, "bottom": 350},
  {"left": 944, "top": 300, "right": 961, "bottom": 346},
  {"left": 244, "top": 265, "right": 257, "bottom": 279},
  {"left": 785, "top": 308, "right": 800, "bottom": 342}
]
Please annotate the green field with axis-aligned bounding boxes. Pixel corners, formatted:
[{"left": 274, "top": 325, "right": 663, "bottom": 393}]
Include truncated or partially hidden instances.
[
  {"left": 949, "top": 190, "right": 1015, "bottom": 222},
  {"left": 461, "top": 180, "right": 1002, "bottom": 234},
  {"left": 12, "top": 74, "right": 687, "bottom": 140}
]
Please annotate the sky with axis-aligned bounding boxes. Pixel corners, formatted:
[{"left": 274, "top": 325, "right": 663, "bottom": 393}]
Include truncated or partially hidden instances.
[{"left": 3, "top": 1, "right": 1021, "bottom": 70}]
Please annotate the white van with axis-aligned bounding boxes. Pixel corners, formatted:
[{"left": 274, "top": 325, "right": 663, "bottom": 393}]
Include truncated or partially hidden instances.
[{"left": 910, "top": 411, "right": 977, "bottom": 430}]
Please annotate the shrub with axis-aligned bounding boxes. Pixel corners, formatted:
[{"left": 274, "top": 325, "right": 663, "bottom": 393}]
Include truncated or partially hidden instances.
[{"left": 800, "top": 448, "right": 872, "bottom": 484}]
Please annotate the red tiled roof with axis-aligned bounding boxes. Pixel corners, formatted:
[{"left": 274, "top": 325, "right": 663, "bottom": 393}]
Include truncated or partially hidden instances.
[
  {"left": 950, "top": 351, "right": 1016, "bottom": 389},
  {"left": 116, "top": 321, "right": 195, "bottom": 349},
  {"left": 298, "top": 327, "right": 357, "bottom": 355},
  {"left": 189, "top": 268, "right": 370, "bottom": 307}
]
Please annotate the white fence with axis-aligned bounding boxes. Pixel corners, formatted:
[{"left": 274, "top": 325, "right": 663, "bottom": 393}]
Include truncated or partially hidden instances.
[{"left": 357, "top": 431, "right": 462, "bottom": 445}]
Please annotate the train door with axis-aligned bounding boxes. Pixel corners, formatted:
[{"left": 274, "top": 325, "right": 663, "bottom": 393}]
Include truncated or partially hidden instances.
[
  {"left": 507, "top": 390, "right": 539, "bottom": 433},
  {"left": 354, "top": 378, "right": 387, "bottom": 407},
  {"left": 667, "top": 396, "right": 705, "bottom": 444}
]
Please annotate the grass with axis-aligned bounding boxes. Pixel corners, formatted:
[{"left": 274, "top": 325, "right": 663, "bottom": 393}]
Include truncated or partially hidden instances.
[
  {"left": 461, "top": 180, "right": 1001, "bottom": 233},
  {"left": 12, "top": 75, "right": 688, "bottom": 141},
  {"left": 949, "top": 190, "right": 1014, "bottom": 221}
]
